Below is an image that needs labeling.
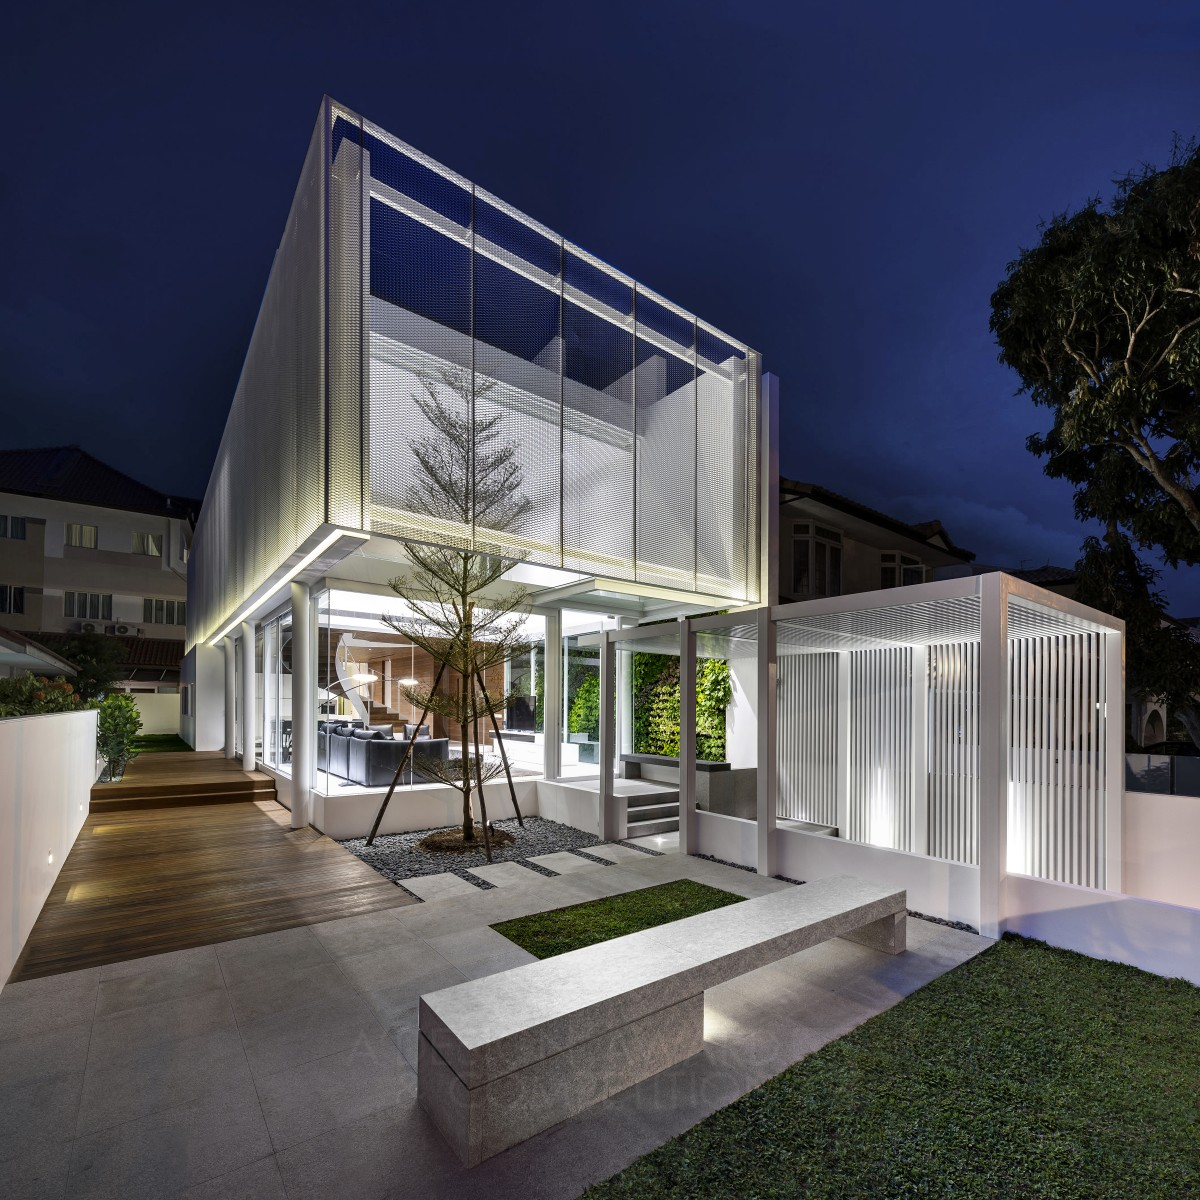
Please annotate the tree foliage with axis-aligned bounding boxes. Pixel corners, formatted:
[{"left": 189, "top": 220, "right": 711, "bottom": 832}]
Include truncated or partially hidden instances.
[
  {"left": 0, "top": 674, "right": 84, "bottom": 718},
  {"left": 1072, "top": 528, "right": 1200, "bottom": 746},
  {"left": 57, "top": 631, "right": 126, "bottom": 702},
  {"left": 989, "top": 139, "right": 1200, "bottom": 566}
]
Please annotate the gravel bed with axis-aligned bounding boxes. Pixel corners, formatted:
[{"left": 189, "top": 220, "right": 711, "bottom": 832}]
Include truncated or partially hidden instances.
[
  {"left": 340, "top": 816, "right": 614, "bottom": 889},
  {"left": 908, "top": 909, "right": 979, "bottom": 934}
]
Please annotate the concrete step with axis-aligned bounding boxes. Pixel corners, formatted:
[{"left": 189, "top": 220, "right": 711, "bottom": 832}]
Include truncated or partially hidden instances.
[
  {"left": 624, "top": 801, "right": 679, "bottom": 822},
  {"left": 627, "top": 815, "right": 679, "bottom": 837}
]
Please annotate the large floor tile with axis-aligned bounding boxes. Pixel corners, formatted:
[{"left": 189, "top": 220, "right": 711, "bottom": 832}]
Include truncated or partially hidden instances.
[
  {"left": 76, "top": 1025, "right": 254, "bottom": 1136},
  {"left": 576, "top": 843, "right": 654, "bottom": 864},
  {"left": 95, "top": 948, "right": 225, "bottom": 1018},
  {"left": 0, "top": 969, "right": 99, "bottom": 1043},
  {"left": 463, "top": 861, "right": 544, "bottom": 887},
  {"left": 0, "top": 1021, "right": 91, "bottom": 1093},
  {"left": 238, "top": 989, "right": 388, "bottom": 1079},
  {"left": 176, "top": 1153, "right": 288, "bottom": 1200},
  {"left": 0, "top": 1137, "right": 74, "bottom": 1200},
  {"left": 0, "top": 1069, "right": 84, "bottom": 1166},
  {"left": 67, "top": 1076, "right": 271, "bottom": 1199},
  {"left": 421, "top": 926, "right": 534, "bottom": 973},
  {"left": 215, "top": 926, "right": 332, "bottom": 988},
  {"left": 526, "top": 851, "right": 606, "bottom": 874},
  {"left": 400, "top": 872, "right": 480, "bottom": 902},
  {"left": 86, "top": 988, "right": 236, "bottom": 1069},
  {"left": 308, "top": 909, "right": 426, "bottom": 959},
  {"left": 224, "top": 960, "right": 360, "bottom": 1026},
  {"left": 256, "top": 1036, "right": 416, "bottom": 1151}
]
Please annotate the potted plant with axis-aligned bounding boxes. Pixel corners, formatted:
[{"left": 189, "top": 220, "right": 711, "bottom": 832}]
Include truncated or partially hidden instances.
[{"left": 97, "top": 692, "right": 143, "bottom": 782}]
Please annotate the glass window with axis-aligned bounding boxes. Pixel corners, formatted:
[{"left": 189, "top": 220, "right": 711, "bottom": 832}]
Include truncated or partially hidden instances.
[
  {"left": 133, "top": 532, "right": 162, "bottom": 556},
  {"left": 66, "top": 523, "right": 97, "bottom": 548},
  {"left": 793, "top": 528, "right": 842, "bottom": 599},
  {"left": 65, "top": 591, "right": 111, "bottom": 620},
  {"left": 154, "top": 599, "right": 166, "bottom": 624},
  {"left": 881, "top": 552, "right": 923, "bottom": 589},
  {"left": 0, "top": 585, "right": 24, "bottom": 614},
  {"left": 143, "top": 598, "right": 154, "bottom": 622}
]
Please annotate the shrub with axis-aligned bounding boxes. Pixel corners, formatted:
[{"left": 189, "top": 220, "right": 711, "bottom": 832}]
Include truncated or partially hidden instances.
[
  {"left": 567, "top": 672, "right": 601, "bottom": 740},
  {"left": 97, "top": 692, "right": 142, "bottom": 780},
  {"left": 0, "top": 673, "right": 85, "bottom": 718}
]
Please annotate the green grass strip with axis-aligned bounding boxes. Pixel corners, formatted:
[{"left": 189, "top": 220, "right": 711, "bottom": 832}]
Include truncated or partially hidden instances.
[
  {"left": 585, "top": 934, "right": 1200, "bottom": 1199},
  {"left": 132, "top": 734, "right": 193, "bottom": 753},
  {"left": 493, "top": 879, "right": 744, "bottom": 959}
]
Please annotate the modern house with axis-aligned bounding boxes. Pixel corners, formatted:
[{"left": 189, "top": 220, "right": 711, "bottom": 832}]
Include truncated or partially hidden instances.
[
  {"left": 0, "top": 446, "right": 195, "bottom": 694},
  {"left": 779, "top": 479, "right": 975, "bottom": 602},
  {"left": 183, "top": 97, "right": 774, "bottom": 835}
]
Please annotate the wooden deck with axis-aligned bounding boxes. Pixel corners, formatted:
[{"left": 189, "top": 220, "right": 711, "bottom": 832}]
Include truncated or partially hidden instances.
[
  {"left": 90, "top": 749, "right": 276, "bottom": 813},
  {"left": 9, "top": 797, "right": 417, "bottom": 983}
]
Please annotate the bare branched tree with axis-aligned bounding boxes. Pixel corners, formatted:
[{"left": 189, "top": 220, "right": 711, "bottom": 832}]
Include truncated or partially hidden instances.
[{"left": 365, "top": 366, "right": 538, "bottom": 859}]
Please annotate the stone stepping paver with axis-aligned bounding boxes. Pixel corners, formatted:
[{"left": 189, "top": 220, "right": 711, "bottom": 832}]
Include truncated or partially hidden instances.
[
  {"left": 578, "top": 843, "right": 653, "bottom": 864},
  {"left": 464, "top": 862, "right": 546, "bottom": 887},
  {"left": 401, "top": 872, "right": 481, "bottom": 901},
  {"left": 625, "top": 831, "right": 679, "bottom": 853},
  {"left": 526, "top": 851, "right": 606, "bottom": 875}
]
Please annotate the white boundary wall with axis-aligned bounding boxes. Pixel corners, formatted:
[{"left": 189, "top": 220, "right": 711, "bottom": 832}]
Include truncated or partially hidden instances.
[
  {"left": 1122, "top": 791, "right": 1200, "bottom": 910},
  {"left": 132, "top": 693, "right": 180, "bottom": 736},
  {"left": 0, "top": 710, "right": 98, "bottom": 992},
  {"left": 1005, "top": 873, "right": 1200, "bottom": 986}
]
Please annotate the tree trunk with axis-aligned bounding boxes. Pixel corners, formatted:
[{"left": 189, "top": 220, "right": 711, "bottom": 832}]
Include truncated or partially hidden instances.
[
  {"left": 471, "top": 685, "right": 493, "bottom": 863},
  {"left": 460, "top": 670, "right": 474, "bottom": 842}
]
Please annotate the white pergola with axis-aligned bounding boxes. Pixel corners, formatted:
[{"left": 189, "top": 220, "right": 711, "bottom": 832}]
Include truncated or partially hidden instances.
[{"left": 594, "top": 573, "right": 1124, "bottom": 938}]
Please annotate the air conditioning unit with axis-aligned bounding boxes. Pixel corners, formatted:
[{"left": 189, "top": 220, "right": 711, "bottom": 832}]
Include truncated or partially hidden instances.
[
  {"left": 116, "top": 624, "right": 131, "bottom": 635},
  {"left": 80, "top": 622, "right": 97, "bottom": 634},
  {"left": 104, "top": 625, "right": 117, "bottom": 635},
  {"left": 135, "top": 627, "right": 145, "bottom": 637}
]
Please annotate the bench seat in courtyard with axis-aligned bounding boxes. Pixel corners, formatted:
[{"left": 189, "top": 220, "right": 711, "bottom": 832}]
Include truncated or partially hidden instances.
[{"left": 417, "top": 873, "right": 906, "bottom": 1165}]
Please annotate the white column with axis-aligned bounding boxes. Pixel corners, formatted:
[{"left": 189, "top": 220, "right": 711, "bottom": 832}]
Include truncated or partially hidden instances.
[
  {"left": 678, "top": 619, "right": 697, "bottom": 855},
  {"left": 542, "top": 610, "right": 562, "bottom": 781},
  {"left": 240, "top": 620, "right": 256, "bottom": 773},
  {"left": 910, "top": 645, "right": 929, "bottom": 856},
  {"left": 755, "top": 606, "right": 778, "bottom": 876},
  {"left": 617, "top": 618, "right": 637, "bottom": 762},
  {"left": 599, "top": 630, "right": 619, "bottom": 840},
  {"left": 223, "top": 635, "right": 237, "bottom": 760},
  {"left": 1104, "top": 629, "right": 1124, "bottom": 891},
  {"left": 291, "top": 582, "right": 314, "bottom": 831},
  {"left": 978, "top": 573, "right": 1010, "bottom": 939},
  {"left": 835, "top": 651, "right": 850, "bottom": 837}
]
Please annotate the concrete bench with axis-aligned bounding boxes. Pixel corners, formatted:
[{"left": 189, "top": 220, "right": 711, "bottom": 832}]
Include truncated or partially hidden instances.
[{"left": 416, "top": 874, "right": 905, "bottom": 1165}]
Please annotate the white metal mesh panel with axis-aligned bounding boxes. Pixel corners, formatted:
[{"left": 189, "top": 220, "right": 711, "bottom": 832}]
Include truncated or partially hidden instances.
[
  {"left": 777, "top": 652, "right": 838, "bottom": 826},
  {"left": 635, "top": 289, "right": 696, "bottom": 589},
  {"left": 1008, "top": 631, "right": 1107, "bottom": 888},
  {"left": 188, "top": 112, "right": 326, "bottom": 646},
  {"left": 927, "top": 640, "right": 979, "bottom": 864}
]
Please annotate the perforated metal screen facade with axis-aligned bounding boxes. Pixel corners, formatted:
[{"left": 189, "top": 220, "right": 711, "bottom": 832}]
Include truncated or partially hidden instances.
[{"left": 190, "top": 99, "right": 762, "bottom": 647}]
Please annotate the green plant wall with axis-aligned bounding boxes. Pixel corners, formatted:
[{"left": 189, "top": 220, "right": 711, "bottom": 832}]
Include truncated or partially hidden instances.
[{"left": 632, "top": 653, "right": 731, "bottom": 761}]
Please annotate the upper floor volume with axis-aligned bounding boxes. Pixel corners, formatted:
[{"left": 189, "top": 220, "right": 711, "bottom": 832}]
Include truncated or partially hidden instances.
[{"left": 189, "top": 98, "right": 767, "bottom": 648}]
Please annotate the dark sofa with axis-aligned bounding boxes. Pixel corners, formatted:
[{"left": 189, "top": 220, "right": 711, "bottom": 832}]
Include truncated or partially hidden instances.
[{"left": 347, "top": 729, "right": 450, "bottom": 788}]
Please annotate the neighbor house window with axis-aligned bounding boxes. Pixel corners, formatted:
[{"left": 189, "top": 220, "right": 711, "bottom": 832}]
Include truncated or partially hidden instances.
[
  {"left": 133, "top": 532, "right": 162, "bottom": 556},
  {"left": 143, "top": 598, "right": 185, "bottom": 625},
  {"left": 792, "top": 523, "right": 843, "bottom": 599},
  {"left": 881, "top": 553, "right": 924, "bottom": 588},
  {"left": 0, "top": 585, "right": 25, "bottom": 614},
  {"left": 65, "top": 523, "right": 98, "bottom": 548},
  {"left": 64, "top": 591, "right": 112, "bottom": 620},
  {"left": 0, "top": 516, "right": 26, "bottom": 539}
]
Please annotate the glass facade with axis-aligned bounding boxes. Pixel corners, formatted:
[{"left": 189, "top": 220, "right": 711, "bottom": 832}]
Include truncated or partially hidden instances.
[{"left": 189, "top": 98, "right": 762, "bottom": 650}]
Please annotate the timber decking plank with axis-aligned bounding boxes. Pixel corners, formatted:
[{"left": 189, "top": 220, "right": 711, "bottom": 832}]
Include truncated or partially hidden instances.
[{"left": 8, "top": 798, "right": 416, "bottom": 983}]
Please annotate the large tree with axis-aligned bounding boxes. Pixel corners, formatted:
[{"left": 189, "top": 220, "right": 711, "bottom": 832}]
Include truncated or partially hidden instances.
[
  {"left": 365, "top": 365, "right": 536, "bottom": 858},
  {"left": 989, "top": 138, "right": 1200, "bottom": 567}
]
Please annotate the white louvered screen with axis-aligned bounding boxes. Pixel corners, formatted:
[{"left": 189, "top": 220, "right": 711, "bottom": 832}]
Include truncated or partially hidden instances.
[
  {"left": 846, "top": 647, "right": 916, "bottom": 851},
  {"left": 1008, "top": 631, "right": 1107, "bottom": 888},
  {"left": 776, "top": 652, "right": 838, "bottom": 827},
  {"left": 927, "top": 641, "right": 979, "bottom": 865}
]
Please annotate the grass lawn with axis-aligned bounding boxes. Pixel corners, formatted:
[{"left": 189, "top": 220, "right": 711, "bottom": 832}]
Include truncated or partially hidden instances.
[
  {"left": 584, "top": 934, "right": 1200, "bottom": 1199},
  {"left": 493, "top": 879, "right": 744, "bottom": 959},
  {"left": 133, "top": 733, "right": 193, "bottom": 753}
]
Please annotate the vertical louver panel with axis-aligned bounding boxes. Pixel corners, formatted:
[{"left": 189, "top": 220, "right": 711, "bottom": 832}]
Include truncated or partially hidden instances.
[
  {"left": 926, "top": 641, "right": 979, "bottom": 864},
  {"left": 776, "top": 653, "right": 839, "bottom": 826}
]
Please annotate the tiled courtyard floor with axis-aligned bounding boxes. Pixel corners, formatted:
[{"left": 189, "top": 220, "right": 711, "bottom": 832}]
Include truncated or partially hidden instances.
[{"left": 0, "top": 846, "right": 991, "bottom": 1199}]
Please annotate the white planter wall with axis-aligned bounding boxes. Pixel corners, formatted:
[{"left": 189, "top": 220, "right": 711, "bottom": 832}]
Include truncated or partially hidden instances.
[{"left": 0, "top": 710, "right": 97, "bottom": 992}]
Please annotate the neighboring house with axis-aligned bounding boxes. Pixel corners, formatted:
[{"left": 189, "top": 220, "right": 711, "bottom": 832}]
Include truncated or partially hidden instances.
[
  {"left": 0, "top": 446, "right": 197, "bottom": 693},
  {"left": 0, "top": 626, "right": 78, "bottom": 680},
  {"left": 779, "top": 479, "right": 975, "bottom": 602}
]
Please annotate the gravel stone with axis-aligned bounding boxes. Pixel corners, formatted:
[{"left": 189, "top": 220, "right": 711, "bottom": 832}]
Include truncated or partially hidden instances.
[{"left": 340, "top": 816, "right": 617, "bottom": 890}]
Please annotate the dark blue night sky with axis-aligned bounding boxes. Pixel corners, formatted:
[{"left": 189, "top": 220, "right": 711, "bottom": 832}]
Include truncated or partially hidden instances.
[{"left": 4, "top": 2, "right": 1199, "bottom": 607}]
